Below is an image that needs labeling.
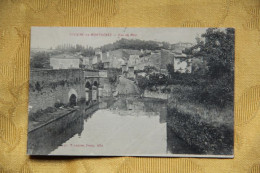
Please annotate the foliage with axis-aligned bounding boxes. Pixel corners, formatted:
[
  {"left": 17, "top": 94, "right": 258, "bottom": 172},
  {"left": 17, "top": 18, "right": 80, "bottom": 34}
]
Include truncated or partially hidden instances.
[
  {"left": 166, "top": 28, "right": 234, "bottom": 107},
  {"left": 31, "top": 52, "right": 50, "bottom": 68},
  {"left": 201, "top": 28, "right": 234, "bottom": 79},
  {"left": 35, "top": 82, "right": 42, "bottom": 91},
  {"left": 55, "top": 44, "right": 95, "bottom": 57},
  {"left": 100, "top": 38, "right": 170, "bottom": 52},
  {"left": 166, "top": 64, "right": 175, "bottom": 79},
  {"left": 174, "top": 28, "right": 235, "bottom": 107},
  {"left": 108, "top": 74, "right": 117, "bottom": 84},
  {"left": 29, "top": 107, "right": 58, "bottom": 121},
  {"left": 143, "top": 66, "right": 158, "bottom": 74},
  {"left": 96, "top": 62, "right": 104, "bottom": 70},
  {"left": 136, "top": 76, "right": 149, "bottom": 91},
  {"left": 136, "top": 73, "right": 168, "bottom": 91}
]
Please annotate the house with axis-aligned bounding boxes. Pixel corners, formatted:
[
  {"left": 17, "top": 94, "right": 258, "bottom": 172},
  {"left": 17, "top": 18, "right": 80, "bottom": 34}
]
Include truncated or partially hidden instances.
[
  {"left": 121, "top": 63, "right": 135, "bottom": 79},
  {"left": 103, "top": 62, "right": 110, "bottom": 69},
  {"left": 50, "top": 54, "right": 80, "bottom": 69},
  {"left": 173, "top": 53, "right": 192, "bottom": 73},
  {"left": 82, "top": 57, "right": 93, "bottom": 69},
  {"left": 128, "top": 55, "right": 140, "bottom": 67},
  {"left": 92, "top": 56, "right": 98, "bottom": 64},
  {"left": 95, "top": 49, "right": 103, "bottom": 61},
  {"left": 102, "top": 49, "right": 141, "bottom": 69},
  {"left": 121, "top": 64, "right": 127, "bottom": 75},
  {"left": 127, "top": 66, "right": 135, "bottom": 79}
]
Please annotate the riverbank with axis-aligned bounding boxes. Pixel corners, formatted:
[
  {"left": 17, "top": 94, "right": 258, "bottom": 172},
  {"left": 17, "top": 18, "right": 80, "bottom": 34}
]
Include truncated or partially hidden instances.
[
  {"left": 167, "top": 85, "right": 233, "bottom": 155},
  {"left": 28, "top": 107, "right": 77, "bottom": 132},
  {"left": 27, "top": 107, "right": 84, "bottom": 155}
]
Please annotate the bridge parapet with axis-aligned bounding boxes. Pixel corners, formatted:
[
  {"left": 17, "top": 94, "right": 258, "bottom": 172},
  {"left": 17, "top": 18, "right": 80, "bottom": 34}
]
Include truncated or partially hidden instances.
[{"left": 84, "top": 69, "right": 99, "bottom": 78}]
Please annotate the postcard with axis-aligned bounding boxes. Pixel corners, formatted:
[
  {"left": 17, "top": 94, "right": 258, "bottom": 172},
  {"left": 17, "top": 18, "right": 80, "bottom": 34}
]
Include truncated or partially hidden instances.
[{"left": 27, "top": 27, "right": 234, "bottom": 157}]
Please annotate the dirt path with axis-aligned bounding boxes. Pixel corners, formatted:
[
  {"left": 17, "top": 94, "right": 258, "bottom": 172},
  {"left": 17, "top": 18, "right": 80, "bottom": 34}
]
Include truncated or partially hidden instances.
[{"left": 116, "top": 76, "right": 140, "bottom": 95}]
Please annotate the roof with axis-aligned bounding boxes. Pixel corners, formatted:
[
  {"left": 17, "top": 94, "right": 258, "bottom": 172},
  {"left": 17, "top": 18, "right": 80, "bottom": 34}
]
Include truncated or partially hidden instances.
[
  {"left": 173, "top": 53, "right": 188, "bottom": 58},
  {"left": 50, "top": 54, "right": 80, "bottom": 59}
]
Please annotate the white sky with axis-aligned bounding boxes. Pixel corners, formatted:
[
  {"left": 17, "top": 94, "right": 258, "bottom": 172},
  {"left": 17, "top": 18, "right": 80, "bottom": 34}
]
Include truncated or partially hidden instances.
[{"left": 31, "top": 27, "right": 209, "bottom": 49}]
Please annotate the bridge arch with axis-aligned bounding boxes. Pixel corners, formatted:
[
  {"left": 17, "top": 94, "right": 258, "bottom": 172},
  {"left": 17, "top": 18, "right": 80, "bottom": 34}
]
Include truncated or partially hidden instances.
[
  {"left": 68, "top": 88, "right": 78, "bottom": 106},
  {"left": 85, "top": 81, "right": 91, "bottom": 89},
  {"left": 93, "top": 80, "right": 98, "bottom": 87},
  {"left": 69, "top": 94, "right": 77, "bottom": 106}
]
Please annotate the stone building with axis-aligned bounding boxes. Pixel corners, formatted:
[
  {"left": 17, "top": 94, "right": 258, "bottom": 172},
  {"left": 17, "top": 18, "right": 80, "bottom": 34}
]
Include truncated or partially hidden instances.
[
  {"left": 127, "top": 66, "right": 135, "bottom": 79},
  {"left": 82, "top": 57, "right": 93, "bottom": 69},
  {"left": 50, "top": 54, "right": 80, "bottom": 69},
  {"left": 95, "top": 48, "right": 103, "bottom": 62},
  {"left": 121, "top": 64, "right": 127, "bottom": 76}
]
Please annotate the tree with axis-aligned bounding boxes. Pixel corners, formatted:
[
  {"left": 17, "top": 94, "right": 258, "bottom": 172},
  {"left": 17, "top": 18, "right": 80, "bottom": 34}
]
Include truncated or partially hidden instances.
[
  {"left": 100, "top": 38, "right": 166, "bottom": 52},
  {"left": 193, "top": 28, "right": 235, "bottom": 106},
  {"left": 144, "top": 66, "right": 157, "bottom": 74},
  {"left": 31, "top": 52, "right": 50, "bottom": 68},
  {"left": 166, "top": 64, "right": 174, "bottom": 79},
  {"left": 200, "top": 28, "right": 234, "bottom": 79},
  {"left": 136, "top": 76, "right": 149, "bottom": 91},
  {"left": 96, "top": 62, "right": 104, "bottom": 70},
  {"left": 109, "top": 75, "right": 117, "bottom": 84}
]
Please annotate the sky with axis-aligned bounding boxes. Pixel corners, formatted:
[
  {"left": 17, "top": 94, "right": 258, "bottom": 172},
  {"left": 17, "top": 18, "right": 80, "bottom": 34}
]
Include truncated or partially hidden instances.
[{"left": 31, "top": 27, "right": 209, "bottom": 49}]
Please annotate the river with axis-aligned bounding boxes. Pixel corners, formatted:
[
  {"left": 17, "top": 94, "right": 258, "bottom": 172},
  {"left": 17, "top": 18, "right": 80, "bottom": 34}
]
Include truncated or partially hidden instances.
[
  {"left": 49, "top": 97, "right": 172, "bottom": 156},
  {"left": 28, "top": 96, "right": 196, "bottom": 156}
]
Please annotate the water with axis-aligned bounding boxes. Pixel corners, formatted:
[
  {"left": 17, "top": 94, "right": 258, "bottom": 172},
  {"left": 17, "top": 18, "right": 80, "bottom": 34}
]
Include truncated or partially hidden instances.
[{"left": 50, "top": 97, "right": 170, "bottom": 156}]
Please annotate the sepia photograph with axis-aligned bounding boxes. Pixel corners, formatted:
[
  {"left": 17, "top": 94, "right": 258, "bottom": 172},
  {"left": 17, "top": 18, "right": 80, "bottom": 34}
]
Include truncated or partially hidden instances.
[{"left": 27, "top": 27, "right": 234, "bottom": 157}]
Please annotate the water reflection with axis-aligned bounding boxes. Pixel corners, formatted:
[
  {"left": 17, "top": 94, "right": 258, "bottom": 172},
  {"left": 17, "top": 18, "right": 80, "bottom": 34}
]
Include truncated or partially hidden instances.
[
  {"left": 50, "top": 97, "right": 169, "bottom": 156},
  {"left": 27, "top": 108, "right": 84, "bottom": 155},
  {"left": 29, "top": 96, "right": 193, "bottom": 156}
]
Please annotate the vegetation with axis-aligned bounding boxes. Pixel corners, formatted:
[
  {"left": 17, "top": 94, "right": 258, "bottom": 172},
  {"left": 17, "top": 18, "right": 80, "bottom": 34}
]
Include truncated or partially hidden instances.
[
  {"left": 95, "top": 62, "right": 104, "bottom": 70},
  {"left": 100, "top": 38, "right": 170, "bottom": 52},
  {"left": 29, "top": 107, "right": 57, "bottom": 122},
  {"left": 167, "top": 28, "right": 234, "bottom": 107},
  {"left": 108, "top": 74, "right": 117, "bottom": 84},
  {"left": 55, "top": 44, "right": 95, "bottom": 57},
  {"left": 30, "top": 52, "right": 50, "bottom": 68},
  {"left": 136, "top": 73, "right": 168, "bottom": 92}
]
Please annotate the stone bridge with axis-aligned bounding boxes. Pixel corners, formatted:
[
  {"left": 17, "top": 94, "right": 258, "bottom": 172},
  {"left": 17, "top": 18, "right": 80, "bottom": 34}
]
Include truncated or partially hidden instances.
[
  {"left": 29, "top": 69, "right": 109, "bottom": 114},
  {"left": 84, "top": 69, "right": 108, "bottom": 102},
  {"left": 29, "top": 69, "right": 85, "bottom": 113}
]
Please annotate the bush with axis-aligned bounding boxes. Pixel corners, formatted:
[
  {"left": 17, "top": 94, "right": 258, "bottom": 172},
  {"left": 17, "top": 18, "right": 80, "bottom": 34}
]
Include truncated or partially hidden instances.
[
  {"left": 193, "top": 74, "right": 233, "bottom": 107},
  {"left": 168, "top": 72, "right": 233, "bottom": 108}
]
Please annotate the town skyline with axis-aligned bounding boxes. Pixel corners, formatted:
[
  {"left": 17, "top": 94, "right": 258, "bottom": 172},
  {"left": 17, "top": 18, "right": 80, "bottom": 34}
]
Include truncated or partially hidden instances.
[{"left": 31, "top": 27, "right": 207, "bottom": 49}]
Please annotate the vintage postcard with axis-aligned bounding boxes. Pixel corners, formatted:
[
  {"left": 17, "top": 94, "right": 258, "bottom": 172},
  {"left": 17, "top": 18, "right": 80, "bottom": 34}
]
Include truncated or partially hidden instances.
[{"left": 27, "top": 27, "right": 234, "bottom": 157}]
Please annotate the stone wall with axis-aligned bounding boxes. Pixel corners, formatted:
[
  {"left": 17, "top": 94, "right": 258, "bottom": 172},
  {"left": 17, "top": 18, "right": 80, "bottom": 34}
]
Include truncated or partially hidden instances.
[
  {"left": 29, "top": 69, "right": 85, "bottom": 113},
  {"left": 27, "top": 109, "right": 84, "bottom": 155}
]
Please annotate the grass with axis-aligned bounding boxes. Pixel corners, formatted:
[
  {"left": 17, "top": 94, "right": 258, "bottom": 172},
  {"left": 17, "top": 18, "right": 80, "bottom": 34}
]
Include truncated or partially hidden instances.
[
  {"left": 168, "top": 84, "right": 233, "bottom": 127},
  {"left": 167, "top": 84, "right": 234, "bottom": 154}
]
